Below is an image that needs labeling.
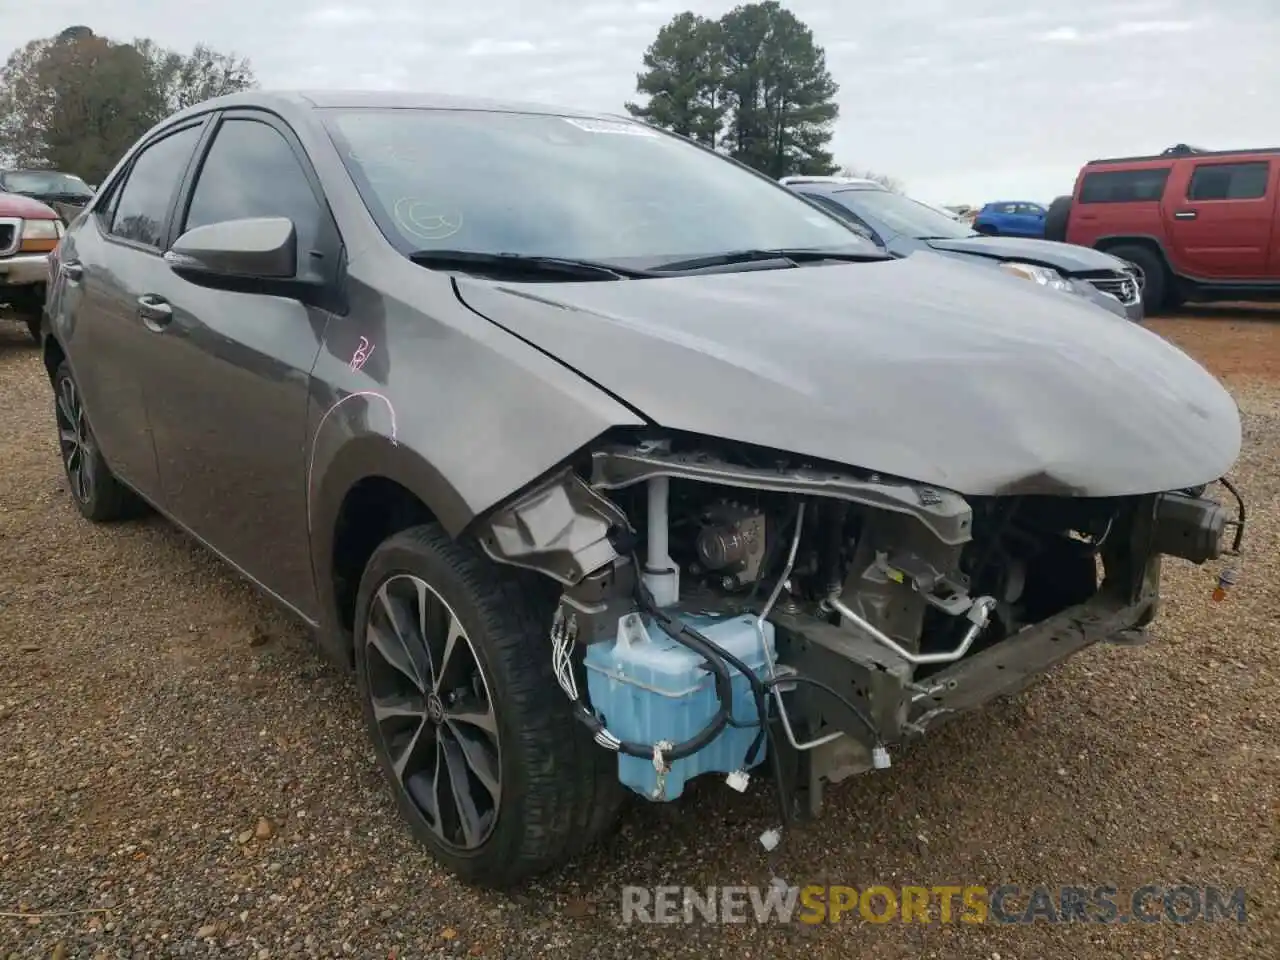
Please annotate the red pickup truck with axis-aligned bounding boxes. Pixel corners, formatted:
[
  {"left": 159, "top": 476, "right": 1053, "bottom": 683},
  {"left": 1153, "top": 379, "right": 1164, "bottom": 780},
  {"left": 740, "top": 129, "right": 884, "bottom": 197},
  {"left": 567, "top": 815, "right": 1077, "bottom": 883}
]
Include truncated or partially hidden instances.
[
  {"left": 1051, "top": 145, "right": 1280, "bottom": 312},
  {"left": 0, "top": 191, "right": 62, "bottom": 341}
]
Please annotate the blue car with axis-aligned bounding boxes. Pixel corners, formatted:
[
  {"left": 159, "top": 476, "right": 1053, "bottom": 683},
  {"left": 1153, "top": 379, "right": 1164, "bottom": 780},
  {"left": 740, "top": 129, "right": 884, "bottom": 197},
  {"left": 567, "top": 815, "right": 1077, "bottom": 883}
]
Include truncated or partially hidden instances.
[
  {"left": 781, "top": 177, "right": 1143, "bottom": 322},
  {"left": 973, "top": 200, "right": 1048, "bottom": 238}
]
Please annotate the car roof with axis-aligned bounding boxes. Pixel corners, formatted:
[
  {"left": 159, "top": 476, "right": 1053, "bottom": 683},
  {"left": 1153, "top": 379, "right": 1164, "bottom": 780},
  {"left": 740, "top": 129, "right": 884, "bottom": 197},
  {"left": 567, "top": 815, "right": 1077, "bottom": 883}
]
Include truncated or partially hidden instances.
[
  {"left": 1085, "top": 145, "right": 1280, "bottom": 167},
  {"left": 164, "top": 89, "right": 617, "bottom": 123}
]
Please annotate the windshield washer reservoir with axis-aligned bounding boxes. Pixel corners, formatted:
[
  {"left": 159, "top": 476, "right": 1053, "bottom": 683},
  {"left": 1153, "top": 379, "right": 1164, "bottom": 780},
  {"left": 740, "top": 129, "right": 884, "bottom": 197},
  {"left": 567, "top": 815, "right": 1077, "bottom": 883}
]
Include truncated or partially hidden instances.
[{"left": 583, "top": 611, "right": 774, "bottom": 800}]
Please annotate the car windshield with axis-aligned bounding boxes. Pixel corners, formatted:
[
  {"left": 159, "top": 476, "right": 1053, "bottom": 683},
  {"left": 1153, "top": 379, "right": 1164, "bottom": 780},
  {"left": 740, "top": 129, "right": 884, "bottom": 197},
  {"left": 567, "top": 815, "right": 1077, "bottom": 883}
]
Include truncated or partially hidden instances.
[
  {"left": 828, "top": 188, "right": 978, "bottom": 241},
  {"left": 3, "top": 171, "right": 94, "bottom": 198},
  {"left": 322, "top": 108, "right": 877, "bottom": 265}
]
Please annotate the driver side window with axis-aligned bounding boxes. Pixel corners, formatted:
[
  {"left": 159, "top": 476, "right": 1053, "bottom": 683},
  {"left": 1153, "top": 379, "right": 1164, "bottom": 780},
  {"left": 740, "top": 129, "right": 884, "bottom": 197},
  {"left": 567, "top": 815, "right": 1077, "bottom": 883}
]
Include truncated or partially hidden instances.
[{"left": 182, "top": 118, "right": 326, "bottom": 275}]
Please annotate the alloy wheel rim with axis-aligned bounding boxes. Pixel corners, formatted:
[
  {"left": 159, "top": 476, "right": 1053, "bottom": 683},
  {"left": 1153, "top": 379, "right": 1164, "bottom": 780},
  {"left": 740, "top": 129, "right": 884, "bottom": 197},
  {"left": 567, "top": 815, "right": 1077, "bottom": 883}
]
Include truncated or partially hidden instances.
[
  {"left": 55, "top": 376, "right": 93, "bottom": 504},
  {"left": 364, "top": 573, "right": 501, "bottom": 850}
]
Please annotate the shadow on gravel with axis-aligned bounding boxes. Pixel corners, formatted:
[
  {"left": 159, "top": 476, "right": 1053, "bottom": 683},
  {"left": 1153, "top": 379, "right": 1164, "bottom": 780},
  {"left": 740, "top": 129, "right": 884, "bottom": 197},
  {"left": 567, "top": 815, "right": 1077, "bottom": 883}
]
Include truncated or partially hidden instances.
[{"left": 1154, "top": 302, "right": 1280, "bottom": 323}]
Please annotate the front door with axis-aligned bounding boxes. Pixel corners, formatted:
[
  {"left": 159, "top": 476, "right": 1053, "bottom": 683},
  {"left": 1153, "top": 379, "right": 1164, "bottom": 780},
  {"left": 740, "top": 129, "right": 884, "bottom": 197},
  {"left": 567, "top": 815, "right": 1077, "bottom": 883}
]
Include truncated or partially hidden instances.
[
  {"left": 52, "top": 122, "right": 207, "bottom": 504},
  {"left": 1165, "top": 160, "right": 1278, "bottom": 279},
  {"left": 140, "top": 111, "right": 342, "bottom": 618}
]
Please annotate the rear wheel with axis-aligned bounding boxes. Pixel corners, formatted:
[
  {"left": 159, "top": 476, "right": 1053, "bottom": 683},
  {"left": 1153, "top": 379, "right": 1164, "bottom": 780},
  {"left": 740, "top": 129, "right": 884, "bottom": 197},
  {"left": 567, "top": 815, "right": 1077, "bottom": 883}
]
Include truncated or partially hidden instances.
[
  {"left": 52, "top": 361, "right": 147, "bottom": 522},
  {"left": 353, "top": 524, "right": 623, "bottom": 888},
  {"left": 1106, "top": 244, "right": 1168, "bottom": 313}
]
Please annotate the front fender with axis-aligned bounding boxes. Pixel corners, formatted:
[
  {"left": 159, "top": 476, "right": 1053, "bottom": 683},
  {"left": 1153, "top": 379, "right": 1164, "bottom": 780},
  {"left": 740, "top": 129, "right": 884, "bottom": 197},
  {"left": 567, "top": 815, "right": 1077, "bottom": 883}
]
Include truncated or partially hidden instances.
[{"left": 304, "top": 264, "right": 648, "bottom": 659}]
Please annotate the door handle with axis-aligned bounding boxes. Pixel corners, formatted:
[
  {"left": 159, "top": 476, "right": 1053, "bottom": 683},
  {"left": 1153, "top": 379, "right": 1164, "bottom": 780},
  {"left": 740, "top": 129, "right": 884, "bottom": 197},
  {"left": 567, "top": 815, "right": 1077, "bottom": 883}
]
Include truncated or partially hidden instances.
[
  {"left": 1173, "top": 210, "right": 1198, "bottom": 220},
  {"left": 61, "top": 260, "right": 83, "bottom": 282},
  {"left": 136, "top": 294, "right": 173, "bottom": 331}
]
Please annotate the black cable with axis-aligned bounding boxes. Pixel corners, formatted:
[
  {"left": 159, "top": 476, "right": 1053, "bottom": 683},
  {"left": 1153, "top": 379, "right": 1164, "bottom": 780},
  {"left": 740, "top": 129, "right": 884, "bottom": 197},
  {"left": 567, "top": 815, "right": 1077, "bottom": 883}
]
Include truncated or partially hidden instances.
[
  {"left": 764, "top": 674, "right": 882, "bottom": 744},
  {"left": 570, "top": 506, "right": 884, "bottom": 830},
  {"left": 630, "top": 558, "right": 792, "bottom": 827},
  {"left": 567, "top": 552, "right": 736, "bottom": 763},
  {"left": 1217, "top": 476, "right": 1247, "bottom": 554}
]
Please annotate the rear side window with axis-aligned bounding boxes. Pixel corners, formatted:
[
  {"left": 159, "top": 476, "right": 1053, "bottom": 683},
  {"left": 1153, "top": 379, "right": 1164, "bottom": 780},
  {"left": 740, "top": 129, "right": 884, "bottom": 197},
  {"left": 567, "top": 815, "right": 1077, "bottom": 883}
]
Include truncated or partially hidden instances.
[
  {"left": 182, "top": 118, "right": 325, "bottom": 263},
  {"left": 109, "top": 126, "right": 203, "bottom": 248},
  {"left": 1187, "top": 162, "right": 1270, "bottom": 201},
  {"left": 1079, "top": 168, "right": 1171, "bottom": 203}
]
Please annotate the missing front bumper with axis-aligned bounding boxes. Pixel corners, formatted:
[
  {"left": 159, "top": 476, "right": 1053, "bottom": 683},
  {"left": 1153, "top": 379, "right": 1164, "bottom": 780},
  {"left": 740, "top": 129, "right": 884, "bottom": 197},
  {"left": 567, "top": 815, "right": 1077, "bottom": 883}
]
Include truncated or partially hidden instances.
[{"left": 772, "top": 588, "right": 1159, "bottom": 816}]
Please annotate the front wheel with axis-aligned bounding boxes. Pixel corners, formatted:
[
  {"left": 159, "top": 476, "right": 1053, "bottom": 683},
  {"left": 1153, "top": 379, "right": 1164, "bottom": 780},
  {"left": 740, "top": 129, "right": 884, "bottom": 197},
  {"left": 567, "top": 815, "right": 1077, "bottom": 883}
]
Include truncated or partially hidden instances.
[{"left": 353, "top": 524, "right": 623, "bottom": 888}]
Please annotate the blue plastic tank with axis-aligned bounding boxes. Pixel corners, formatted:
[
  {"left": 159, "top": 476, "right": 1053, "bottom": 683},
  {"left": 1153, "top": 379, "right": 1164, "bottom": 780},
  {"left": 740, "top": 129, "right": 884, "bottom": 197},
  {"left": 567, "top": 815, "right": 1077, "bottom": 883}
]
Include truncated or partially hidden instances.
[{"left": 582, "top": 610, "right": 775, "bottom": 800}]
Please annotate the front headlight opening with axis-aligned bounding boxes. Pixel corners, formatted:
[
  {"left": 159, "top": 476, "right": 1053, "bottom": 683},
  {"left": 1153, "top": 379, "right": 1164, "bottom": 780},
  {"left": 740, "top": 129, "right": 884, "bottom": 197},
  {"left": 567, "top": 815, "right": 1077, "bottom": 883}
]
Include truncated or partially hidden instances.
[
  {"left": 20, "top": 218, "right": 60, "bottom": 253},
  {"left": 998, "top": 261, "right": 1074, "bottom": 294}
]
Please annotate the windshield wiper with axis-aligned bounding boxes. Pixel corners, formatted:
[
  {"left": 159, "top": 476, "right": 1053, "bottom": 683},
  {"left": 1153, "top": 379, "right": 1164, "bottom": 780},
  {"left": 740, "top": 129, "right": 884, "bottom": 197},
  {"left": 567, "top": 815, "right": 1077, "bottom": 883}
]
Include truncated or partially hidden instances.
[
  {"left": 652, "top": 247, "right": 892, "bottom": 273},
  {"left": 407, "top": 249, "right": 653, "bottom": 280}
]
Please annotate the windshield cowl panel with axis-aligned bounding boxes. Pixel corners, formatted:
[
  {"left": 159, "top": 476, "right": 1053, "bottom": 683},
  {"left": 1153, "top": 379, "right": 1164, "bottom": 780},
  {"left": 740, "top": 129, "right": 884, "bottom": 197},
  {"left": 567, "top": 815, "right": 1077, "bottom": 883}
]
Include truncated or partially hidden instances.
[{"left": 322, "top": 107, "right": 879, "bottom": 271}]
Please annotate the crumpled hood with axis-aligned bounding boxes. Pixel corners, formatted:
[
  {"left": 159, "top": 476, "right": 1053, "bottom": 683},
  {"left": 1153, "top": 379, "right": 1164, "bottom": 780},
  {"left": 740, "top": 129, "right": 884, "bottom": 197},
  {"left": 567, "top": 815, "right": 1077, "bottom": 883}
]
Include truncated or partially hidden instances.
[
  {"left": 455, "top": 252, "right": 1241, "bottom": 497},
  {"left": 924, "top": 235, "right": 1128, "bottom": 274}
]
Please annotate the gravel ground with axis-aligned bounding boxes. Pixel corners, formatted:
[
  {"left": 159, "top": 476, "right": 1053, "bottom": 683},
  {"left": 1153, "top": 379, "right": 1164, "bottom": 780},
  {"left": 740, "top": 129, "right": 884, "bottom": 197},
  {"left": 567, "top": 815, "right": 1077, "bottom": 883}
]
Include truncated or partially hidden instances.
[{"left": 1, "top": 309, "right": 1278, "bottom": 959}]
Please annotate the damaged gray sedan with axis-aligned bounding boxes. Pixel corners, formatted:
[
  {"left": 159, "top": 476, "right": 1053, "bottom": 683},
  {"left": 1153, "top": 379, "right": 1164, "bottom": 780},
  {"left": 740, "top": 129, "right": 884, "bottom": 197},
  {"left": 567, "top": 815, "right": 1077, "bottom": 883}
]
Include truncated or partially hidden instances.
[{"left": 42, "top": 90, "right": 1247, "bottom": 889}]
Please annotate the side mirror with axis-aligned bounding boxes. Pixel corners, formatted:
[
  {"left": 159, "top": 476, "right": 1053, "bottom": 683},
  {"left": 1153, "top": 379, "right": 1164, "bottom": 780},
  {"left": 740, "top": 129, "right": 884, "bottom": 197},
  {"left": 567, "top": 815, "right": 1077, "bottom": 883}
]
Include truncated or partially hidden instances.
[
  {"left": 167, "top": 216, "right": 297, "bottom": 278},
  {"left": 164, "top": 216, "right": 325, "bottom": 304}
]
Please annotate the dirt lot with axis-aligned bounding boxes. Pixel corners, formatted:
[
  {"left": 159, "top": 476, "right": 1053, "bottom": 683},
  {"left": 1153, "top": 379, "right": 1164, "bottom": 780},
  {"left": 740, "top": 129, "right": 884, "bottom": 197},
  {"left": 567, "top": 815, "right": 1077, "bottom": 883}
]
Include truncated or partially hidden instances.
[{"left": 1, "top": 309, "right": 1278, "bottom": 959}]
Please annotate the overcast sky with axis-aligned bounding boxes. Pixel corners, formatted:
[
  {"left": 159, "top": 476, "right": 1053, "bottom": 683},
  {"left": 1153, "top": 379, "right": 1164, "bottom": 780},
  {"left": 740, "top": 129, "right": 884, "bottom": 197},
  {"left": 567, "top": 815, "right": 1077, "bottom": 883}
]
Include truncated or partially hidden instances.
[{"left": 5, "top": 0, "right": 1277, "bottom": 205}]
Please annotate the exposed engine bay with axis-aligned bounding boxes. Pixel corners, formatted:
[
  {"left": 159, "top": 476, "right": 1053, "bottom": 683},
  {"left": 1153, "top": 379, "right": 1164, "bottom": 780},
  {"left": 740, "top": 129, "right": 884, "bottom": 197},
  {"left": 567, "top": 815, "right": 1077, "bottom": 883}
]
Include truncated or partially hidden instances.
[{"left": 480, "top": 433, "right": 1245, "bottom": 823}]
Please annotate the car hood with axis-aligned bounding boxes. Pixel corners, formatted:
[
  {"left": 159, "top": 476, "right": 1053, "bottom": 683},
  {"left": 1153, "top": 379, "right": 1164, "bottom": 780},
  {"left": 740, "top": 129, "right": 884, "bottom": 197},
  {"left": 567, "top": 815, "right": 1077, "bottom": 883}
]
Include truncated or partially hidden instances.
[
  {"left": 454, "top": 253, "right": 1240, "bottom": 497},
  {"left": 924, "top": 236, "right": 1126, "bottom": 274},
  {"left": 0, "top": 191, "right": 59, "bottom": 219}
]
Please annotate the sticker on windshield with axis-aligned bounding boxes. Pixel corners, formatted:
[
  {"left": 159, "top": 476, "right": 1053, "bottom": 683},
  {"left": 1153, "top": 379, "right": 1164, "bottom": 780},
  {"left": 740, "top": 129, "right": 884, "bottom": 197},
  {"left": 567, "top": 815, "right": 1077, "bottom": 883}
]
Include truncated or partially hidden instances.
[{"left": 561, "top": 117, "right": 658, "bottom": 137}]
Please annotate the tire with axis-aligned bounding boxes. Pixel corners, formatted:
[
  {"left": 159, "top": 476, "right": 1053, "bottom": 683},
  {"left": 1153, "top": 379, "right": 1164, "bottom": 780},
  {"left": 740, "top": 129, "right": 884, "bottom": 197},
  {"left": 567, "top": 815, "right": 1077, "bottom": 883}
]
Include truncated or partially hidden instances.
[
  {"left": 975, "top": 223, "right": 998, "bottom": 236},
  {"left": 1043, "top": 196, "right": 1071, "bottom": 243},
  {"left": 25, "top": 315, "right": 41, "bottom": 343},
  {"left": 353, "top": 524, "right": 624, "bottom": 888},
  {"left": 1106, "top": 244, "right": 1168, "bottom": 313},
  {"left": 52, "top": 361, "right": 147, "bottom": 522}
]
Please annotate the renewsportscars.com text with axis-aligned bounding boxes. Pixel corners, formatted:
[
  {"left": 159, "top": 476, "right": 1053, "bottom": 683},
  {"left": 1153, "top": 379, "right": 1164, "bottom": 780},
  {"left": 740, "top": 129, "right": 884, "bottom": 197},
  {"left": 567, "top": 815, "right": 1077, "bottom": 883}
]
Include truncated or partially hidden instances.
[{"left": 621, "top": 883, "right": 1248, "bottom": 925}]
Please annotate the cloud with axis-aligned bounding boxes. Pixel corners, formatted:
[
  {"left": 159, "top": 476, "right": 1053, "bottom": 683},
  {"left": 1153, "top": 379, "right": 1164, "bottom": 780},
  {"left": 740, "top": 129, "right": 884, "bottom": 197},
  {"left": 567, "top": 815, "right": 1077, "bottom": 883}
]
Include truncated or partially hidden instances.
[
  {"left": 464, "top": 38, "right": 539, "bottom": 57},
  {"left": 1034, "top": 17, "right": 1204, "bottom": 45},
  {"left": 1035, "top": 26, "right": 1083, "bottom": 43},
  {"left": 1109, "top": 18, "right": 1198, "bottom": 36},
  {"left": 1, "top": 0, "right": 1276, "bottom": 205}
]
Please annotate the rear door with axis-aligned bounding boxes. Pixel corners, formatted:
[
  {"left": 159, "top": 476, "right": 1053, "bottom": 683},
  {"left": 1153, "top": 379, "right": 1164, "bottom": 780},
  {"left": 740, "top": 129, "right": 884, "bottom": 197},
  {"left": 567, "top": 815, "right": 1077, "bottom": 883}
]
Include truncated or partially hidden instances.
[
  {"left": 1067, "top": 166, "right": 1172, "bottom": 248},
  {"left": 1165, "top": 159, "right": 1277, "bottom": 279},
  {"left": 51, "top": 120, "right": 208, "bottom": 504},
  {"left": 138, "top": 109, "right": 342, "bottom": 617}
]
